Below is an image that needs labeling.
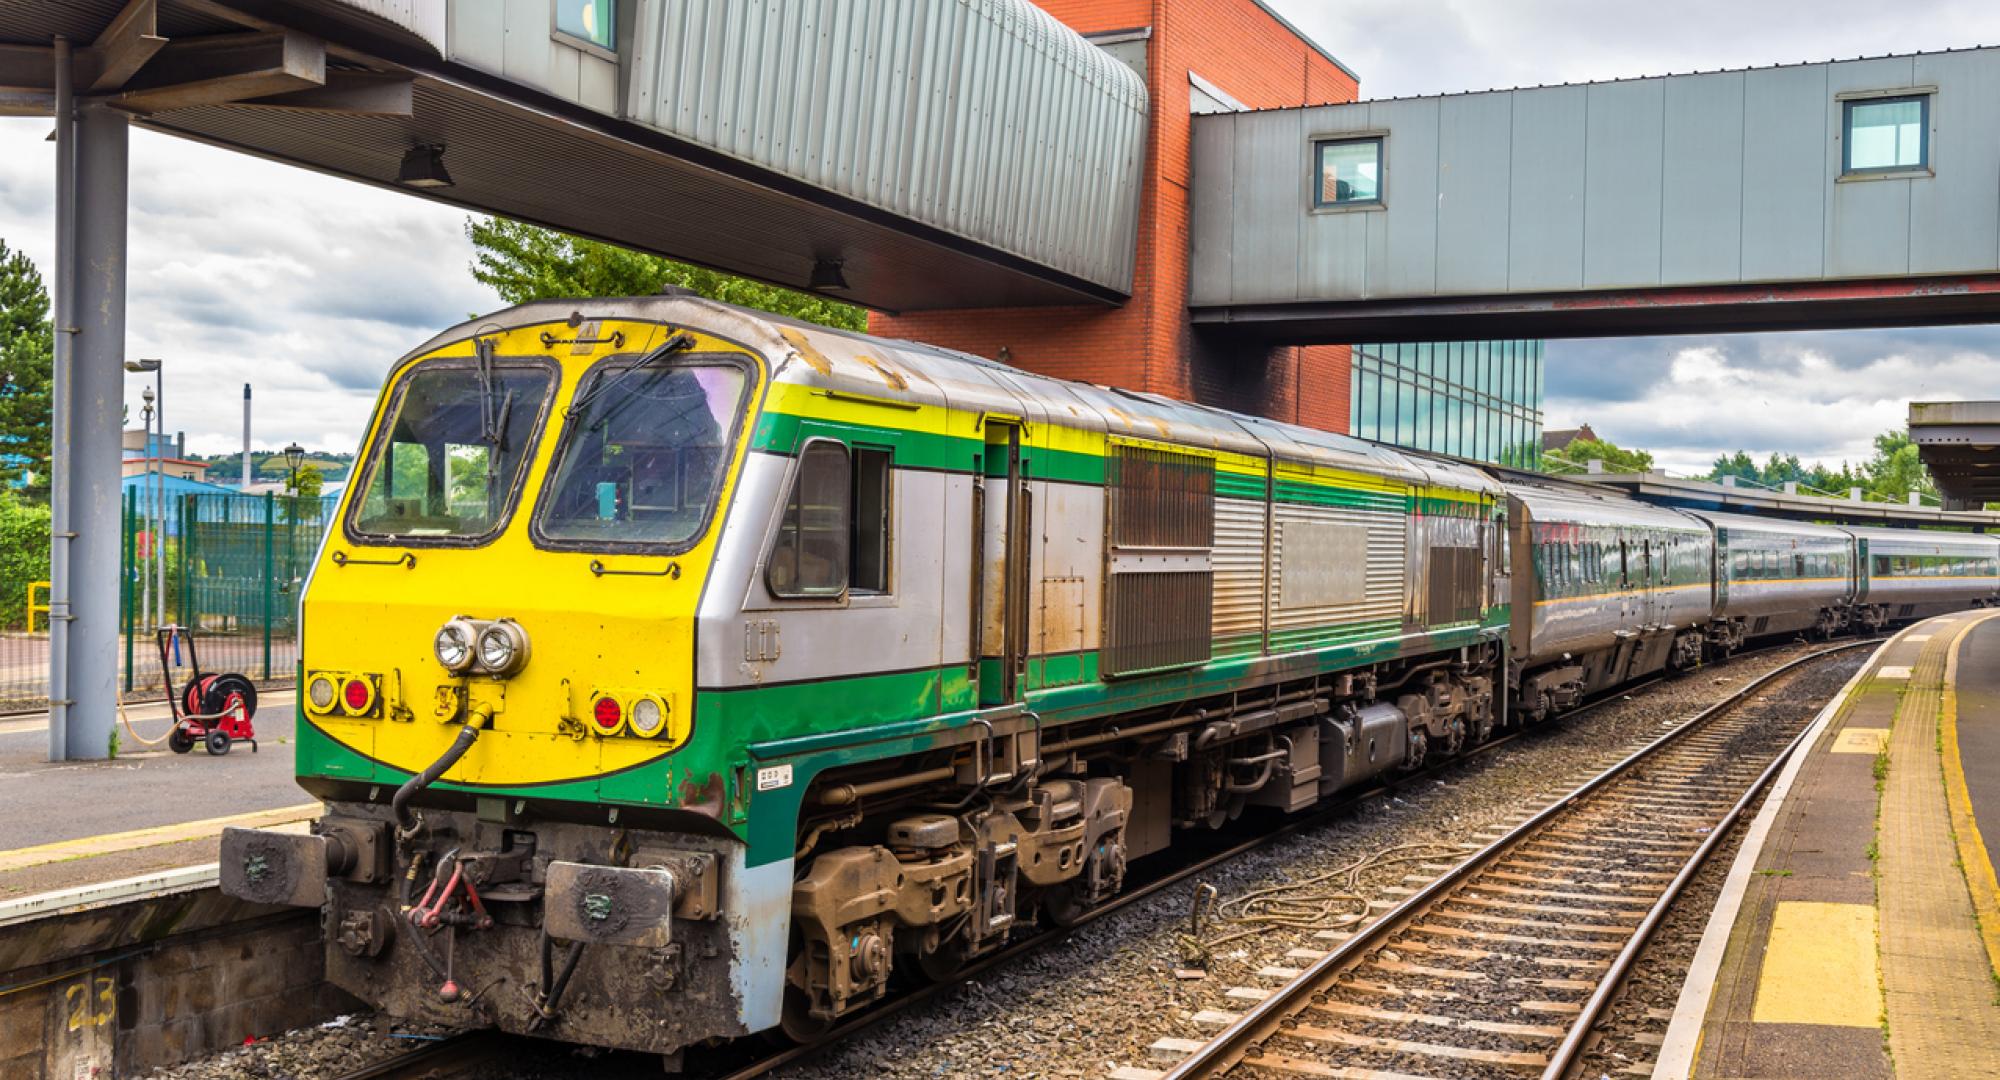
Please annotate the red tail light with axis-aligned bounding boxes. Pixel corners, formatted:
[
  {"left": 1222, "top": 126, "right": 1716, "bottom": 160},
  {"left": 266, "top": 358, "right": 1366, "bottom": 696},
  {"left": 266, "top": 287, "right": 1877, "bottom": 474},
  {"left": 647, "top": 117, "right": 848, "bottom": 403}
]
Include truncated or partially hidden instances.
[
  {"left": 592, "top": 695, "right": 623, "bottom": 731},
  {"left": 343, "top": 678, "right": 371, "bottom": 712}
]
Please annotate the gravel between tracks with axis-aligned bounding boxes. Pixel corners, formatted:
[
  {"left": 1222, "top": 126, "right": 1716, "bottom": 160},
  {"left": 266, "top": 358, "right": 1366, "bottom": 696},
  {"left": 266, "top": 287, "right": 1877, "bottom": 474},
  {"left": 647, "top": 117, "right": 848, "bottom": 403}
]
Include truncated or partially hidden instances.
[
  {"left": 778, "top": 642, "right": 1855, "bottom": 1080},
  {"left": 138, "top": 642, "right": 1854, "bottom": 1080}
]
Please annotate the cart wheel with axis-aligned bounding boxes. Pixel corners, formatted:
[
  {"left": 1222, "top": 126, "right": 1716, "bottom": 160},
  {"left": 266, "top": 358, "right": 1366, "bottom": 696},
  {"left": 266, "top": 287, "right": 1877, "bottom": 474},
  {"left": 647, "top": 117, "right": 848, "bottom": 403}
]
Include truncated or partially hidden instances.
[
  {"left": 205, "top": 730, "right": 231, "bottom": 756},
  {"left": 202, "top": 674, "right": 258, "bottom": 720},
  {"left": 168, "top": 727, "right": 194, "bottom": 754}
]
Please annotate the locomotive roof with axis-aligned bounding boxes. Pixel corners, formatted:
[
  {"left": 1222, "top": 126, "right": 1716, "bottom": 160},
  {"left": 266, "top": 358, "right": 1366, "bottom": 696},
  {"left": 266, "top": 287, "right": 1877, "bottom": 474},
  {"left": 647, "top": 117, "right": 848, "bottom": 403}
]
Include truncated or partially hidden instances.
[{"left": 410, "top": 296, "right": 1505, "bottom": 498}]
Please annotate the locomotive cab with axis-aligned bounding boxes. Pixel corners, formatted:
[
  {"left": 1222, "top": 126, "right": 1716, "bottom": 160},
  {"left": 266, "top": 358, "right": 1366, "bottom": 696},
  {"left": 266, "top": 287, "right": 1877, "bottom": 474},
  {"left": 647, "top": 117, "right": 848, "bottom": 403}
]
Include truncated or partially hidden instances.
[{"left": 221, "top": 301, "right": 793, "bottom": 1054}]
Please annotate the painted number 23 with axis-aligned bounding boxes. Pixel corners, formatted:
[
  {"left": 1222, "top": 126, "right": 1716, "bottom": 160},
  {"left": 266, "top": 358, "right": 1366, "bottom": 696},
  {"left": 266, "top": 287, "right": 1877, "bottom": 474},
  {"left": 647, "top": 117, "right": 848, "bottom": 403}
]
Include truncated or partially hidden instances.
[{"left": 65, "top": 977, "right": 115, "bottom": 1031}]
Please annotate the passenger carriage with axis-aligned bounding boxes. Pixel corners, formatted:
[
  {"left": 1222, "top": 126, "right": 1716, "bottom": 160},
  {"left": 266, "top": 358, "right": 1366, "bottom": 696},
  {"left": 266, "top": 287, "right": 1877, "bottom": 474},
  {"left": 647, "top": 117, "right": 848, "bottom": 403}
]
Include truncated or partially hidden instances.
[
  {"left": 1690, "top": 511, "right": 1856, "bottom": 647},
  {"left": 1845, "top": 525, "right": 2000, "bottom": 628},
  {"left": 1504, "top": 481, "right": 1712, "bottom": 721}
]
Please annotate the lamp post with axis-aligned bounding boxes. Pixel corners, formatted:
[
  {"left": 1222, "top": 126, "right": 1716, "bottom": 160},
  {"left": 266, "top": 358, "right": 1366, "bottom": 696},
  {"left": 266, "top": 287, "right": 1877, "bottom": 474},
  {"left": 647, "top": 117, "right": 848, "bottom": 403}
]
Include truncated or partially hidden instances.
[
  {"left": 284, "top": 442, "right": 305, "bottom": 587},
  {"left": 137, "top": 387, "right": 153, "bottom": 630},
  {"left": 125, "top": 359, "right": 164, "bottom": 630}
]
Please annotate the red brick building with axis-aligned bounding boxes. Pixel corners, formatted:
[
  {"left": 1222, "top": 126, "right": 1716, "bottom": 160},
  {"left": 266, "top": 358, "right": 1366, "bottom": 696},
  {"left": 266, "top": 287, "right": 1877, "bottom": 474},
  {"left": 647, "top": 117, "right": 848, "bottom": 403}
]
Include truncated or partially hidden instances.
[{"left": 870, "top": 0, "right": 1356, "bottom": 432}]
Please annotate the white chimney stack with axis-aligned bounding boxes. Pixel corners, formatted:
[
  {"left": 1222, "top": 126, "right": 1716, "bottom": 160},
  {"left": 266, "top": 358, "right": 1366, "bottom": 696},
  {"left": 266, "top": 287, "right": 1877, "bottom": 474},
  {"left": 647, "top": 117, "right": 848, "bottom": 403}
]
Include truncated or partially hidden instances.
[{"left": 241, "top": 383, "right": 252, "bottom": 488}]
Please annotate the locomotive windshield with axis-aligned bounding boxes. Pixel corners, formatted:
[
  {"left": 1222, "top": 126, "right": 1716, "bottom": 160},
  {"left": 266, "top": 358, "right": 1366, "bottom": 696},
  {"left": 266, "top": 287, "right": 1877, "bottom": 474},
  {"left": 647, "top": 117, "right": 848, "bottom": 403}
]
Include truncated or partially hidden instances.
[
  {"left": 534, "top": 357, "right": 751, "bottom": 549},
  {"left": 350, "top": 359, "right": 555, "bottom": 541}
]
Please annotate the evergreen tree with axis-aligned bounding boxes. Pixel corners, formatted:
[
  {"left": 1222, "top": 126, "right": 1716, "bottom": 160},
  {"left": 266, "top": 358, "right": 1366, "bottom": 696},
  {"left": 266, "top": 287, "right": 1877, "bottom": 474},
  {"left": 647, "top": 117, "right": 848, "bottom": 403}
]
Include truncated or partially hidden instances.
[
  {"left": 466, "top": 218, "right": 867, "bottom": 332},
  {"left": 0, "top": 240, "right": 52, "bottom": 500}
]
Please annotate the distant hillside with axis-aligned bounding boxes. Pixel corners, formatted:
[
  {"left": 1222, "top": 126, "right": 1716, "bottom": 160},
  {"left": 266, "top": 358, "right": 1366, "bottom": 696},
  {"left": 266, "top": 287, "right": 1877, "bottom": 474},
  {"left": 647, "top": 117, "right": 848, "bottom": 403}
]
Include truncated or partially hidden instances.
[{"left": 187, "top": 450, "right": 354, "bottom": 484}]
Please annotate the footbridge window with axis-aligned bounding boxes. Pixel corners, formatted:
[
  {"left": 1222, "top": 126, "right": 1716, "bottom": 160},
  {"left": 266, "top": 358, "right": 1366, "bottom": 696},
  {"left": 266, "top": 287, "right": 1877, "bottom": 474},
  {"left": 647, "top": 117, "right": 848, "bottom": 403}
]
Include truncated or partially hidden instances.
[
  {"left": 1313, "top": 137, "right": 1382, "bottom": 207},
  {"left": 1843, "top": 94, "right": 1928, "bottom": 174}
]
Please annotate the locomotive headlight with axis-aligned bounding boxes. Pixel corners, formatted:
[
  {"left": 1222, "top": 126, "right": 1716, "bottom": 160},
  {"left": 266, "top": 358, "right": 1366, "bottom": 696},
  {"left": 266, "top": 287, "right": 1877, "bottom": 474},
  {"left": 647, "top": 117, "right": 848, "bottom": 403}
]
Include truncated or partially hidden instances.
[
  {"left": 628, "top": 695, "right": 668, "bottom": 738},
  {"left": 433, "top": 617, "right": 480, "bottom": 674},
  {"left": 306, "top": 674, "right": 337, "bottom": 713},
  {"left": 475, "top": 619, "right": 530, "bottom": 677}
]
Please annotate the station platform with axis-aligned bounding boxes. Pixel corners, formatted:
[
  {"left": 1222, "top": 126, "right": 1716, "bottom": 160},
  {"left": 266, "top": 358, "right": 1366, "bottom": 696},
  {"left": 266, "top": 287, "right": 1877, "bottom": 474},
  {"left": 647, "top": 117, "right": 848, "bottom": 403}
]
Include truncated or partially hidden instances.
[
  {"left": 0, "top": 691, "right": 313, "bottom": 905},
  {"left": 1657, "top": 610, "right": 2000, "bottom": 1079}
]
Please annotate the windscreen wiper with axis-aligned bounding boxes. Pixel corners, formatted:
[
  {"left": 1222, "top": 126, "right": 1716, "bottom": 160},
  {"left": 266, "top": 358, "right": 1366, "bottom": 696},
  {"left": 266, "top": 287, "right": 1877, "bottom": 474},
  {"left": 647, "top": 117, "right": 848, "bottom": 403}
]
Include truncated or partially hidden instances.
[
  {"left": 563, "top": 331, "right": 697, "bottom": 427},
  {"left": 474, "top": 337, "right": 515, "bottom": 517}
]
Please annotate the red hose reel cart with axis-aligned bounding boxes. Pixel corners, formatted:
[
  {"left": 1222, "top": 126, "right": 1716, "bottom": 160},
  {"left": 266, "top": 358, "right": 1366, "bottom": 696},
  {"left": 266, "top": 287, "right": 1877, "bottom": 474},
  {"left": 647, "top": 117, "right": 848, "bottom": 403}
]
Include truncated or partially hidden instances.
[{"left": 156, "top": 626, "right": 259, "bottom": 755}]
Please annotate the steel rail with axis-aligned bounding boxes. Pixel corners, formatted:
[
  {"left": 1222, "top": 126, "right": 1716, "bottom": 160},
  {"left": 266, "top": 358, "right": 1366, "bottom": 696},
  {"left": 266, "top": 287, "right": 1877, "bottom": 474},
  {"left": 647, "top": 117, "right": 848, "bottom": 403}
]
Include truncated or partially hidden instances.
[
  {"left": 1160, "top": 638, "right": 1879, "bottom": 1080},
  {"left": 330, "top": 1029, "right": 509, "bottom": 1080},
  {"left": 1537, "top": 703, "right": 1821, "bottom": 1079}
]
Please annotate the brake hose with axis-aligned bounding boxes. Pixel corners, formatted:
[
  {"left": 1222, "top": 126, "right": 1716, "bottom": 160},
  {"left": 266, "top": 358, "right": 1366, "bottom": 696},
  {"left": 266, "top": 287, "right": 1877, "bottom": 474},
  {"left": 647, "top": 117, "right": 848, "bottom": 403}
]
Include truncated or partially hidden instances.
[{"left": 393, "top": 705, "right": 493, "bottom": 835}]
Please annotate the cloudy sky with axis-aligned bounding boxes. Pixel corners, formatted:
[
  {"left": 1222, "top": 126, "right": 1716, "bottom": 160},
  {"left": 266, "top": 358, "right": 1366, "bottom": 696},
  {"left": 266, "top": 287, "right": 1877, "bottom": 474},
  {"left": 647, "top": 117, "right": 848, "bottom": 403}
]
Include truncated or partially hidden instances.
[
  {"left": 0, "top": 2, "right": 1997, "bottom": 473},
  {"left": 1272, "top": 0, "right": 2000, "bottom": 474}
]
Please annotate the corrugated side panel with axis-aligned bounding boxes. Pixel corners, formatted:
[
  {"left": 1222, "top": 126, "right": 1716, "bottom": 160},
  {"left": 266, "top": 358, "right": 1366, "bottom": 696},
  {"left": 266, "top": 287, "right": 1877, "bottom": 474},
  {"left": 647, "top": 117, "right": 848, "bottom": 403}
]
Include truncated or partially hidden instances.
[
  {"left": 1268, "top": 503, "right": 1405, "bottom": 650},
  {"left": 328, "top": 0, "right": 447, "bottom": 53},
  {"left": 1212, "top": 497, "right": 1266, "bottom": 656},
  {"left": 626, "top": 0, "right": 1147, "bottom": 291}
]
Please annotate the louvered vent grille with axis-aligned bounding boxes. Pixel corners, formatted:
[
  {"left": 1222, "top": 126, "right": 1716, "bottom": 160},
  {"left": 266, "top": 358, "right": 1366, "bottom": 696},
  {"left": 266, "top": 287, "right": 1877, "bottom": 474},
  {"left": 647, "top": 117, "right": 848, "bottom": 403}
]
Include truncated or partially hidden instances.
[
  {"left": 1103, "top": 445, "right": 1215, "bottom": 678},
  {"left": 1427, "top": 546, "right": 1483, "bottom": 625}
]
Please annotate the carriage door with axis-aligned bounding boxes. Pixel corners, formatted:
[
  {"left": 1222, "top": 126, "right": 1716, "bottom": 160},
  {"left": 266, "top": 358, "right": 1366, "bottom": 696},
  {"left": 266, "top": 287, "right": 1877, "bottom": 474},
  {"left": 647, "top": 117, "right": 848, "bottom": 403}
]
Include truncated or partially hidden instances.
[
  {"left": 1641, "top": 537, "right": 1658, "bottom": 627},
  {"left": 977, "top": 420, "right": 1032, "bottom": 706}
]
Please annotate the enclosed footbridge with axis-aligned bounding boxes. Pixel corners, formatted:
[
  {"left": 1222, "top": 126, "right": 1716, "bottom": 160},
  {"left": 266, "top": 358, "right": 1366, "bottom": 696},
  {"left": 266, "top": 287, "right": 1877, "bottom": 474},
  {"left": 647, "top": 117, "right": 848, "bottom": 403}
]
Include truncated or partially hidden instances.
[{"left": 1189, "top": 47, "right": 2000, "bottom": 342}]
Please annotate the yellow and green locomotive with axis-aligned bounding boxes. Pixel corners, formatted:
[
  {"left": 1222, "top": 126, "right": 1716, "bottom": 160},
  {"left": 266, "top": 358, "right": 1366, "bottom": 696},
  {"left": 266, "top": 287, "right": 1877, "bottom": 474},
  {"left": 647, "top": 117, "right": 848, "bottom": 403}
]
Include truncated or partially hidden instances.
[{"left": 218, "top": 293, "right": 1683, "bottom": 1058}]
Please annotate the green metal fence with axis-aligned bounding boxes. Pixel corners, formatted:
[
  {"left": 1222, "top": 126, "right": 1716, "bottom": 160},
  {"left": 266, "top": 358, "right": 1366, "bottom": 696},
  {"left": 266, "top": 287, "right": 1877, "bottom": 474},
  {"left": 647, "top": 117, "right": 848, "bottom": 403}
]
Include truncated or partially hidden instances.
[{"left": 0, "top": 490, "right": 335, "bottom": 712}]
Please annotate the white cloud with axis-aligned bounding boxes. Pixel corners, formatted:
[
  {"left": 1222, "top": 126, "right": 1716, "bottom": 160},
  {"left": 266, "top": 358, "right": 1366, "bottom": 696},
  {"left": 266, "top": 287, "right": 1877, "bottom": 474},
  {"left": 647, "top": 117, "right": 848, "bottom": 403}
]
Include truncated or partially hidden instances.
[
  {"left": 1547, "top": 339, "right": 2000, "bottom": 475},
  {"left": 0, "top": 119, "right": 498, "bottom": 458}
]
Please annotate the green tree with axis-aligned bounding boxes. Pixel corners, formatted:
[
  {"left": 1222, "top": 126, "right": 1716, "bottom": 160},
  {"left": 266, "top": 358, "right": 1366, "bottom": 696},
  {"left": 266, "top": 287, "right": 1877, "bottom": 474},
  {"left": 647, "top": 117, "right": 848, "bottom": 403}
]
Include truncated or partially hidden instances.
[
  {"left": 284, "top": 462, "right": 323, "bottom": 525},
  {"left": 0, "top": 490, "right": 50, "bottom": 629},
  {"left": 0, "top": 240, "right": 53, "bottom": 499},
  {"left": 1862, "top": 428, "right": 1936, "bottom": 503},
  {"left": 1546, "top": 436, "right": 1654, "bottom": 474},
  {"left": 466, "top": 218, "right": 867, "bottom": 331},
  {"left": 1709, "top": 450, "right": 1759, "bottom": 484}
]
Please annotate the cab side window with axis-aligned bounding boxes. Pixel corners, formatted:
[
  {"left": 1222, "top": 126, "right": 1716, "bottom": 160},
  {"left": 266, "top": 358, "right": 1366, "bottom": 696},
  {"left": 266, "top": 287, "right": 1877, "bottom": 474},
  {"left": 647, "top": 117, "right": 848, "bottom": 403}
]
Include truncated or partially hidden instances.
[
  {"left": 850, "top": 447, "right": 893, "bottom": 594},
  {"left": 768, "top": 441, "right": 851, "bottom": 598},
  {"left": 767, "top": 440, "right": 895, "bottom": 599}
]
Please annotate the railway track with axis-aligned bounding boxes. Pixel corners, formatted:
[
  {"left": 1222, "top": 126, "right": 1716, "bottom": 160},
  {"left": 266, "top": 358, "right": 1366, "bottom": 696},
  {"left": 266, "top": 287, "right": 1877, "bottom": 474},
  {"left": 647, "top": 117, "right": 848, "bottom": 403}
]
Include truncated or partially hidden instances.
[
  {"left": 1152, "top": 640, "right": 1872, "bottom": 1080},
  {"left": 317, "top": 640, "right": 1851, "bottom": 1080}
]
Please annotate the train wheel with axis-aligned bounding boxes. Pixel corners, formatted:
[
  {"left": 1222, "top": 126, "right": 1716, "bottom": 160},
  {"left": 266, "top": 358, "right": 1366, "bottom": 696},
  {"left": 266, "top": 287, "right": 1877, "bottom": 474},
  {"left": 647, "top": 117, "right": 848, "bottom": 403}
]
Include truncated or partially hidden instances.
[
  {"left": 780, "top": 986, "right": 834, "bottom": 1043},
  {"left": 1405, "top": 727, "right": 1429, "bottom": 772},
  {"left": 914, "top": 937, "right": 971, "bottom": 983},
  {"left": 1044, "top": 882, "right": 1091, "bottom": 928},
  {"left": 1439, "top": 717, "right": 1467, "bottom": 758}
]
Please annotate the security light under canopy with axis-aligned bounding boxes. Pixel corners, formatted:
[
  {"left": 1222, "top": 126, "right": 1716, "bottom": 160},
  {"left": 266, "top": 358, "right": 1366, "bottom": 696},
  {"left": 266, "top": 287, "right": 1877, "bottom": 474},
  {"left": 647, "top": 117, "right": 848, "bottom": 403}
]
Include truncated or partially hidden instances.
[{"left": 398, "top": 144, "right": 454, "bottom": 189}]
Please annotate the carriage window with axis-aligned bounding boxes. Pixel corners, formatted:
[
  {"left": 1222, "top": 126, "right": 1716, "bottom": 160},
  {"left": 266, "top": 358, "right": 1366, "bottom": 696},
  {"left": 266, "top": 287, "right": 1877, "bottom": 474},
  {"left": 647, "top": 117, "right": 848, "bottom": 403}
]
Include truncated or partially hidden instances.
[
  {"left": 352, "top": 360, "right": 554, "bottom": 542},
  {"left": 767, "top": 441, "right": 851, "bottom": 598},
  {"left": 537, "top": 358, "right": 749, "bottom": 549},
  {"left": 1732, "top": 550, "right": 1748, "bottom": 577},
  {"left": 850, "top": 447, "right": 892, "bottom": 594}
]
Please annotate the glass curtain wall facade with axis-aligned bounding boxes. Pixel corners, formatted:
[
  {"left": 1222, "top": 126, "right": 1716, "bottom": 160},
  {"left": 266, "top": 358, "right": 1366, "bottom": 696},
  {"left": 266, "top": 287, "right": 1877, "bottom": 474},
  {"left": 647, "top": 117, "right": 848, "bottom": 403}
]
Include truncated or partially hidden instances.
[{"left": 1349, "top": 341, "right": 1545, "bottom": 468}]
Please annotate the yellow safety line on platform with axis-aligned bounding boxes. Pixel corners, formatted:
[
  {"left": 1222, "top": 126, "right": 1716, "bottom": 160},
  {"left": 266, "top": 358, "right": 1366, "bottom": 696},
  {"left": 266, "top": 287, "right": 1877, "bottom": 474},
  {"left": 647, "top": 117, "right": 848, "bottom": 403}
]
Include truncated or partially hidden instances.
[
  {"left": 1940, "top": 609, "right": 2000, "bottom": 982},
  {"left": 0, "top": 802, "right": 320, "bottom": 873}
]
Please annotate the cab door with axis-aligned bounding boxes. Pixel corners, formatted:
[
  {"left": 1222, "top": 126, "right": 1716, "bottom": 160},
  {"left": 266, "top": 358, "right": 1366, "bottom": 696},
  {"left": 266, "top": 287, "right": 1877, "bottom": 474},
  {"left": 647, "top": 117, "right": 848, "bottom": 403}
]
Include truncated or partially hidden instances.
[{"left": 976, "top": 420, "right": 1031, "bottom": 706}]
